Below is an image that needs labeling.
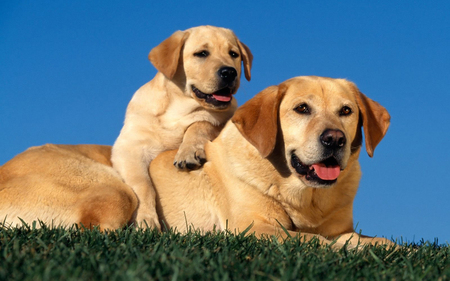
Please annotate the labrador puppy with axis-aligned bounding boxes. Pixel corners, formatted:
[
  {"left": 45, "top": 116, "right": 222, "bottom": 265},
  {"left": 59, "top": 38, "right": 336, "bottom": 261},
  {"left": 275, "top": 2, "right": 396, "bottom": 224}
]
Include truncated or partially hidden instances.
[{"left": 111, "top": 25, "right": 252, "bottom": 229}]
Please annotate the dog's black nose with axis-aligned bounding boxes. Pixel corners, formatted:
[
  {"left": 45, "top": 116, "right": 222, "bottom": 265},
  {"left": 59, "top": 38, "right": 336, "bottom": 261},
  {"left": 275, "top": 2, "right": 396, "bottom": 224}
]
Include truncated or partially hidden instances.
[
  {"left": 320, "top": 129, "right": 346, "bottom": 149},
  {"left": 218, "top": 67, "right": 237, "bottom": 84}
]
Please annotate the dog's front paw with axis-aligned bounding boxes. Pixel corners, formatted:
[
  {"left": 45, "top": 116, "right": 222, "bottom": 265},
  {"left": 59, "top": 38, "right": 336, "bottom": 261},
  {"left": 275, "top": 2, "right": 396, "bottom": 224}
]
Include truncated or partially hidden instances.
[
  {"left": 173, "top": 146, "right": 206, "bottom": 170},
  {"left": 334, "top": 233, "right": 396, "bottom": 249}
]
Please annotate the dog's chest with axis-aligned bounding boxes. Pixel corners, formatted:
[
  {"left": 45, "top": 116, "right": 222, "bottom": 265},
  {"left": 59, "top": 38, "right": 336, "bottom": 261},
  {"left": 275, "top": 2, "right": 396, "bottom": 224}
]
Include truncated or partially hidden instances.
[{"left": 160, "top": 98, "right": 220, "bottom": 130}]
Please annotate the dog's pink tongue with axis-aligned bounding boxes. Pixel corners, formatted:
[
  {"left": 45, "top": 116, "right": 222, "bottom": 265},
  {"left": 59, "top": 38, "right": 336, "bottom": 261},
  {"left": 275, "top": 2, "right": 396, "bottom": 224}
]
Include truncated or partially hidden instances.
[
  {"left": 312, "top": 163, "right": 340, "bottom": 181},
  {"left": 213, "top": 94, "right": 232, "bottom": 102}
]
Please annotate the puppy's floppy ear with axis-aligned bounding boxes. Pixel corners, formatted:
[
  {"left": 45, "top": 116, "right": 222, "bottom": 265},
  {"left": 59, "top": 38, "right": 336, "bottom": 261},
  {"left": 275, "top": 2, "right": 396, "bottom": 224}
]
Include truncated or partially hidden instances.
[
  {"left": 237, "top": 40, "right": 253, "bottom": 81},
  {"left": 232, "top": 85, "right": 286, "bottom": 158},
  {"left": 355, "top": 91, "right": 391, "bottom": 157},
  {"left": 148, "top": 30, "right": 189, "bottom": 79}
]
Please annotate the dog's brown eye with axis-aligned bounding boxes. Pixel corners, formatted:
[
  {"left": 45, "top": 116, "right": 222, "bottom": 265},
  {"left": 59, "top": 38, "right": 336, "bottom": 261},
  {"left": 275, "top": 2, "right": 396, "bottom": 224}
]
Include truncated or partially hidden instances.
[
  {"left": 340, "top": 106, "right": 352, "bottom": 116},
  {"left": 294, "top": 104, "right": 310, "bottom": 114},
  {"left": 229, "top": 51, "right": 239, "bottom": 58},
  {"left": 194, "top": 50, "right": 209, "bottom": 58}
]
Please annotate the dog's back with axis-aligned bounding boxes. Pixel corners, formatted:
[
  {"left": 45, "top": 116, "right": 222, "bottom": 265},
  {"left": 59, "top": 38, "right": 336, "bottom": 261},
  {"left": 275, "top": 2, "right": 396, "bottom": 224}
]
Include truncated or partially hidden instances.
[{"left": 0, "top": 144, "right": 137, "bottom": 230}]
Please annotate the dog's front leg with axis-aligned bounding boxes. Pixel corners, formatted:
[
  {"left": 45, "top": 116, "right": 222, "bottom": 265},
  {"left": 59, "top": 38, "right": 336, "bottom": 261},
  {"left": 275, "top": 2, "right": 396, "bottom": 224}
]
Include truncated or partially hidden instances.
[
  {"left": 174, "top": 121, "right": 222, "bottom": 170},
  {"left": 111, "top": 145, "right": 161, "bottom": 230}
]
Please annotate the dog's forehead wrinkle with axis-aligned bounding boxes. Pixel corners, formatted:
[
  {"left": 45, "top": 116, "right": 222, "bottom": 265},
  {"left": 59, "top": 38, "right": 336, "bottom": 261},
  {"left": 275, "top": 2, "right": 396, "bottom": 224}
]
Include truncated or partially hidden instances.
[
  {"left": 196, "top": 43, "right": 210, "bottom": 51},
  {"left": 319, "top": 88, "right": 356, "bottom": 114},
  {"left": 319, "top": 80, "right": 325, "bottom": 98}
]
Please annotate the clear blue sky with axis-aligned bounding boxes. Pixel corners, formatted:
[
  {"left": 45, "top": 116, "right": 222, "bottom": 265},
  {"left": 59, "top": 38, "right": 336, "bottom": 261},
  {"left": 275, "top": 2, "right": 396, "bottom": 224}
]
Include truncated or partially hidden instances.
[{"left": 1, "top": 1, "right": 449, "bottom": 244}]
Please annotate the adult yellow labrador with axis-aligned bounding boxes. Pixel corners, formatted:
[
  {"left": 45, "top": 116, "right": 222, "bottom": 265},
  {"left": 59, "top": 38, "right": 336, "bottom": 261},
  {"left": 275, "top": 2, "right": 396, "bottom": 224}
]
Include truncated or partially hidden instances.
[
  {"left": 150, "top": 76, "right": 392, "bottom": 247},
  {"left": 0, "top": 76, "right": 391, "bottom": 247},
  {"left": 111, "top": 25, "right": 252, "bottom": 229}
]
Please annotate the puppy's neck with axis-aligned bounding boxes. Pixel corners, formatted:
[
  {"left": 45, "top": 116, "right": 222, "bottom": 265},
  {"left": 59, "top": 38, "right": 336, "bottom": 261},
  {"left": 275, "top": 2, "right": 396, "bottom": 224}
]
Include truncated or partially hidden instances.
[
  {"left": 150, "top": 72, "right": 186, "bottom": 95},
  {"left": 168, "top": 62, "right": 188, "bottom": 91}
]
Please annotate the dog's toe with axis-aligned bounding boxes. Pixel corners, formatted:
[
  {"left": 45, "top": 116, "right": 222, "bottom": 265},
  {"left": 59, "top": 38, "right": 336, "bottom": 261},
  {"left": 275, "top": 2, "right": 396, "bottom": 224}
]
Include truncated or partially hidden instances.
[
  {"left": 134, "top": 212, "right": 161, "bottom": 231},
  {"left": 174, "top": 147, "right": 206, "bottom": 170},
  {"left": 194, "top": 150, "right": 206, "bottom": 165},
  {"left": 185, "top": 162, "right": 199, "bottom": 170},
  {"left": 175, "top": 160, "right": 185, "bottom": 169}
]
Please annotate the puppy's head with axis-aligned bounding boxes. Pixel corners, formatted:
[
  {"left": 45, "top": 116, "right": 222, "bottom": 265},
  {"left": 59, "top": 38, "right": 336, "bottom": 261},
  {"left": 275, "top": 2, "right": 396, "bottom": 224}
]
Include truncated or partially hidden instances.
[
  {"left": 232, "top": 76, "right": 390, "bottom": 188},
  {"left": 148, "top": 25, "right": 253, "bottom": 111}
]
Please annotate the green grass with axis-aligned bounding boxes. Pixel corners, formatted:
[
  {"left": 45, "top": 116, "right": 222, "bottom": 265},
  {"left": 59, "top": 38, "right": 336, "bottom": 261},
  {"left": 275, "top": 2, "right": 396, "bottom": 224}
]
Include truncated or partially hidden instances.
[{"left": 0, "top": 223, "right": 449, "bottom": 281}]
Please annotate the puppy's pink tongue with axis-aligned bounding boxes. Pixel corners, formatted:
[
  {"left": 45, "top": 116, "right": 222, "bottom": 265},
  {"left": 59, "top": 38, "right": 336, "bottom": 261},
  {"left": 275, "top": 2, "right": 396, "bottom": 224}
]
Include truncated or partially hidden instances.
[
  {"left": 312, "top": 163, "right": 340, "bottom": 180},
  {"left": 213, "top": 94, "right": 231, "bottom": 102}
]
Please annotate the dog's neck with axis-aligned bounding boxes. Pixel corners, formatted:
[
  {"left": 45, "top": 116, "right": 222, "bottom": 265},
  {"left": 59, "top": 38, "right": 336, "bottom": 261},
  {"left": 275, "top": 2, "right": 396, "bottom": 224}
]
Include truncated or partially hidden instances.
[{"left": 206, "top": 122, "right": 278, "bottom": 189}]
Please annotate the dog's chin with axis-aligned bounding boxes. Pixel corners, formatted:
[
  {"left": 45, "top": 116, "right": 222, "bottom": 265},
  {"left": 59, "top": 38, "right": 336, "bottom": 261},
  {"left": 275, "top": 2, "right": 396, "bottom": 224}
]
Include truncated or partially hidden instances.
[
  {"left": 191, "top": 85, "right": 235, "bottom": 110},
  {"left": 290, "top": 152, "right": 343, "bottom": 188}
]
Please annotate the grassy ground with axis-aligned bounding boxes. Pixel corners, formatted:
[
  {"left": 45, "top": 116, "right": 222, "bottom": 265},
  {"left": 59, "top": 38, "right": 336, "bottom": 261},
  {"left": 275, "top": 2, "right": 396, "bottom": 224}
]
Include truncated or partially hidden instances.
[{"left": 0, "top": 223, "right": 448, "bottom": 280}]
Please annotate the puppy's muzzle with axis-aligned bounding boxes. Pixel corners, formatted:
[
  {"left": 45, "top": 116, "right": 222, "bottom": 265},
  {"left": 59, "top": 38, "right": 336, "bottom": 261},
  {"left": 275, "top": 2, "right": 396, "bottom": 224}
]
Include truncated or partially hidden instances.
[{"left": 191, "top": 66, "right": 238, "bottom": 109}]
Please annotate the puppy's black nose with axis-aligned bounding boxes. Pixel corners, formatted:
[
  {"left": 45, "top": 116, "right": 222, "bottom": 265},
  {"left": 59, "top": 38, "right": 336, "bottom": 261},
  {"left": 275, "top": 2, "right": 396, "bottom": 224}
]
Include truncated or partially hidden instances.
[
  {"left": 218, "top": 67, "right": 237, "bottom": 84},
  {"left": 320, "top": 129, "right": 346, "bottom": 149}
]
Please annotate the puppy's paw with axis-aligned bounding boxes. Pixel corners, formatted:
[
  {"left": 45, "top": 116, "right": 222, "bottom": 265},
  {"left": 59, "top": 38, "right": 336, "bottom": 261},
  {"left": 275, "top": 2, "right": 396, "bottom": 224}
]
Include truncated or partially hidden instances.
[
  {"left": 134, "top": 212, "right": 161, "bottom": 230},
  {"left": 173, "top": 145, "right": 206, "bottom": 170}
]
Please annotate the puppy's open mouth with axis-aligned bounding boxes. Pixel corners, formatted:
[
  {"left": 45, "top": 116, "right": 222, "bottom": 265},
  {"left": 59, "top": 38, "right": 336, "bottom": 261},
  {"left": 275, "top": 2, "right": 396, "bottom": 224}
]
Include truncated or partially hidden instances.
[
  {"left": 290, "top": 153, "right": 342, "bottom": 186},
  {"left": 192, "top": 85, "right": 234, "bottom": 108}
]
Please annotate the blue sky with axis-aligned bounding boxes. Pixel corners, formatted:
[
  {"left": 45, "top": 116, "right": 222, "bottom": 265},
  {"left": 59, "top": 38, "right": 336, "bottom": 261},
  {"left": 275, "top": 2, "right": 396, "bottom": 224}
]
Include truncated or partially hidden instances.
[{"left": 1, "top": 1, "right": 449, "bottom": 244}]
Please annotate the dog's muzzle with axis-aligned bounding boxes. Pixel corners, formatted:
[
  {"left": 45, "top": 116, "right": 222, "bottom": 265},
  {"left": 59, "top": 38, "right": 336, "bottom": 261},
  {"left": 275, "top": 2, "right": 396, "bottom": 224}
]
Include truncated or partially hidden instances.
[{"left": 290, "top": 152, "right": 342, "bottom": 186}]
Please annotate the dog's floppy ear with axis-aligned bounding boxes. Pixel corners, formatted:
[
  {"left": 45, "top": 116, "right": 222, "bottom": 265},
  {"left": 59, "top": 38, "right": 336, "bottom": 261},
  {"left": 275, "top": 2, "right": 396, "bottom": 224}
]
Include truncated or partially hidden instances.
[
  {"left": 355, "top": 91, "right": 391, "bottom": 157},
  {"left": 232, "top": 85, "right": 286, "bottom": 157},
  {"left": 237, "top": 40, "right": 253, "bottom": 82},
  {"left": 148, "top": 30, "right": 189, "bottom": 79}
]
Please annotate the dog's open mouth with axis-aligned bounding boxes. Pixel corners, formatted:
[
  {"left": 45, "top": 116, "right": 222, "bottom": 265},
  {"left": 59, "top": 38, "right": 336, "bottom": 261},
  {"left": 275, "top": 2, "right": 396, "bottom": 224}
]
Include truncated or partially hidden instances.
[
  {"left": 192, "top": 85, "right": 234, "bottom": 107},
  {"left": 291, "top": 153, "right": 341, "bottom": 185}
]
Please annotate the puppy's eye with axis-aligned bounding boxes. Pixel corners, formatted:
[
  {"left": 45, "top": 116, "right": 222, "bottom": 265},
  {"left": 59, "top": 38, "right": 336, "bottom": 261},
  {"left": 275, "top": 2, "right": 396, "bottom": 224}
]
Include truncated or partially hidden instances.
[
  {"left": 294, "top": 104, "right": 310, "bottom": 114},
  {"left": 194, "top": 50, "right": 209, "bottom": 58},
  {"left": 229, "top": 51, "right": 239, "bottom": 58},
  {"left": 339, "top": 106, "right": 352, "bottom": 116}
]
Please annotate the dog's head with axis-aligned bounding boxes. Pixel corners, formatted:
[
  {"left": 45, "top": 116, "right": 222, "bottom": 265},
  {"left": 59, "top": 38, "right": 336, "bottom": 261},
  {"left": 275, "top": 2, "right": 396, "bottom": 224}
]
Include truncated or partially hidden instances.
[
  {"left": 148, "top": 25, "right": 252, "bottom": 111},
  {"left": 232, "top": 76, "right": 390, "bottom": 188}
]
